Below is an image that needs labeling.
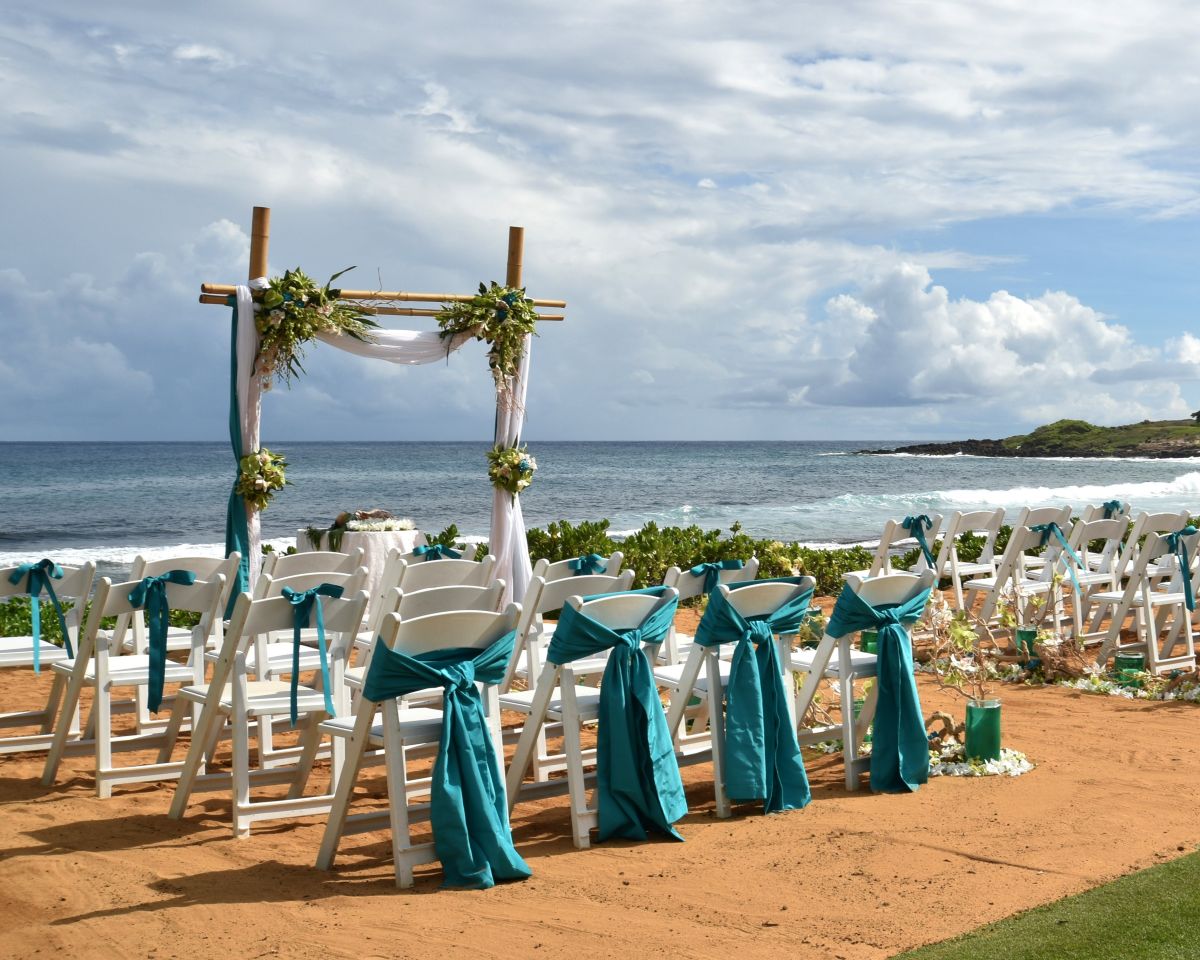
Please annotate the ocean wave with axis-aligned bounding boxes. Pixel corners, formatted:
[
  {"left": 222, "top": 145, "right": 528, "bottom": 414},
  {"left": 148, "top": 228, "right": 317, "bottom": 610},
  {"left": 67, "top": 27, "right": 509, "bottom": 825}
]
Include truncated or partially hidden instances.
[{"left": 0, "top": 538, "right": 297, "bottom": 569}]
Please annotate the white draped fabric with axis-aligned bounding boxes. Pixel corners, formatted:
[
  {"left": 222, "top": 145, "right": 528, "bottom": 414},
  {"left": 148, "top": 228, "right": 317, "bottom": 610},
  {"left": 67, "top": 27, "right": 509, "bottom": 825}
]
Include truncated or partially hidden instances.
[
  {"left": 234, "top": 284, "right": 533, "bottom": 603},
  {"left": 489, "top": 338, "right": 533, "bottom": 604}
]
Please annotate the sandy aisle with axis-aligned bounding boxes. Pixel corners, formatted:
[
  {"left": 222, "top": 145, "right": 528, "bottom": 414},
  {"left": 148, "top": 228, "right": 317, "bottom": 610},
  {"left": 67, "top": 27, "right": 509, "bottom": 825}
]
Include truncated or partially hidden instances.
[{"left": 2, "top": 617, "right": 1198, "bottom": 960}]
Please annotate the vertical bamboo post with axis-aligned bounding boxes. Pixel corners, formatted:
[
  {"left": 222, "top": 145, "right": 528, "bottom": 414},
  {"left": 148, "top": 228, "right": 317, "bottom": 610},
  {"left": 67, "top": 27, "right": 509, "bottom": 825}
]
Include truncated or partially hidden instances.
[
  {"left": 506, "top": 226, "right": 524, "bottom": 289},
  {"left": 249, "top": 206, "right": 271, "bottom": 280}
]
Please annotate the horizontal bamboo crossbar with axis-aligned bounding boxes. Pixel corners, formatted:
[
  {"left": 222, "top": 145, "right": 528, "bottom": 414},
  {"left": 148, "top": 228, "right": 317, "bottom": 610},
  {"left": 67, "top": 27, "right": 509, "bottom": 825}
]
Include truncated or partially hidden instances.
[
  {"left": 200, "top": 282, "right": 566, "bottom": 309},
  {"left": 197, "top": 293, "right": 563, "bottom": 320}
]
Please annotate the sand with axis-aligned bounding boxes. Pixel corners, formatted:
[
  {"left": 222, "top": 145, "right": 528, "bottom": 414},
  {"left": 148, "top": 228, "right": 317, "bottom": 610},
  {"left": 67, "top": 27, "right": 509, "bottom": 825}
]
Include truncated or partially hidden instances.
[{"left": 2, "top": 610, "right": 1199, "bottom": 960}]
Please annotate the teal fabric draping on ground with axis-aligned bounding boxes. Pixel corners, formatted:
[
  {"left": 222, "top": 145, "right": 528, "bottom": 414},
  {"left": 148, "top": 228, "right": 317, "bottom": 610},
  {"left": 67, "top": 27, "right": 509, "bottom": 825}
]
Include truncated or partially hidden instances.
[
  {"left": 692, "top": 576, "right": 813, "bottom": 813},
  {"left": 361, "top": 631, "right": 532, "bottom": 889},
  {"left": 902, "top": 515, "right": 936, "bottom": 568},
  {"left": 1102, "top": 499, "right": 1125, "bottom": 520},
  {"left": 689, "top": 559, "right": 745, "bottom": 593},
  {"left": 566, "top": 553, "right": 606, "bottom": 576},
  {"left": 281, "top": 584, "right": 341, "bottom": 725},
  {"left": 224, "top": 300, "right": 251, "bottom": 615},
  {"left": 1031, "top": 522, "right": 1084, "bottom": 594},
  {"left": 128, "top": 570, "right": 196, "bottom": 712},
  {"left": 413, "top": 544, "right": 461, "bottom": 561},
  {"left": 825, "top": 583, "right": 932, "bottom": 793},
  {"left": 9, "top": 559, "right": 70, "bottom": 672},
  {"left": 1164, "top": 526, "right": 1197, "bottom": 612},
  {"left": 546, "top": 587, "right": 687, "bottom": 842}
]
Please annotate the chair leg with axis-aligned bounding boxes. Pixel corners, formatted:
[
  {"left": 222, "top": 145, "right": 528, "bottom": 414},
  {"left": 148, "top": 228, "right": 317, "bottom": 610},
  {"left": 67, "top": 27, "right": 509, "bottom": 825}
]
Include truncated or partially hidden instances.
[
  {"left": 707, "top": 651, "right": 731, "bottom": 819},
  {"left": 231, "top": 704, "right": 253, "bottom": 838},
  {"left": 94, "top": 676, "right": 113, "bottom": 799},
  {"left": 382, "top": 703, "right": 415, "bottom": 887},
  {"left": 840, "top": 638, "right": 860, "bottom": 793},
  {"left": 317, "top": 711, "right": 374, "bottom": 870},
  {"left": 42, "top": 667, "right": 89, "bottom": 786},
  {"left": 287, "top": 716, "right": 323, "bottom": 800}
]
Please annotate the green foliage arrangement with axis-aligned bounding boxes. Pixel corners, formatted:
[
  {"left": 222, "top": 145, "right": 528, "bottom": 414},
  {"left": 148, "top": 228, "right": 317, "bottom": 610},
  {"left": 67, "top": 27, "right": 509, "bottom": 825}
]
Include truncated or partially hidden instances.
[
  {"left": 436, "top": 282, "right": 538, "bottom": 389},
  {"left": 487, "top": 444, "right": 537, "bottom": 498},
  {"left": 424, "top": 524, "right": 470, "bottom": 551},
  {"left": 235, "top": 448, "right": 289, "bottom": 512},
  {"left": 254, "top": 267, "right": 377, "bottom": 388}
]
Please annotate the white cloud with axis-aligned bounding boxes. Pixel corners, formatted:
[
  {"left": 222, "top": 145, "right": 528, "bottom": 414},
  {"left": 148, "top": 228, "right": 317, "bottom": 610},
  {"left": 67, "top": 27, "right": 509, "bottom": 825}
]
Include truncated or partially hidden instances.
[{"left": 171, "top": 43, "right": 235, "bottom": 69}]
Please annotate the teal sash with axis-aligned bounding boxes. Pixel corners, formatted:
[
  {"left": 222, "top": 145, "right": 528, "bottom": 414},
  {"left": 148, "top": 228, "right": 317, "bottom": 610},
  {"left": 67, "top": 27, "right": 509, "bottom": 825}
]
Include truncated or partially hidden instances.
[
  {"left": 692, "top": 576, "right": 813, "bottom": 813},
  {"left": 689, "top": 559, "right": 745, "bottom": 593},
  {"left": 362, "top": 631, "right": 532, "bottom": 889},
  {"left": 825, "top": 584, "right": 931, "bottom": 793},
  {"left": 1102, "top": 499, "right": 1124, "bottom": 520},
  {"left": 281, "top": 584, "right": 341, "bottom": 725},
  {"left": 546, "top": 587, "right": 687, "bottom": 842},
  {"left": 1164, "top": 526, "right": 1197, "bottom": 612},
  {"left": 566, "top": 553, "right": 606, "bottom": 576},
  {"left": 902, "top": 516, "right": 936, "bottom": 568},
  {"left": 9, "top": 560, "right": 71, "bottom": 672},
  {"left": 414, "top": 544, "right": 462, "bottom": 561},
  {"left": 224, "top": 299, "right": 251, "bottom": 615},
  {"left": 128, "top": 570, "right": 196, "bottom": 712},
  {"left": 1031, "top": 522, "right": 1084, "bottom": 594}
]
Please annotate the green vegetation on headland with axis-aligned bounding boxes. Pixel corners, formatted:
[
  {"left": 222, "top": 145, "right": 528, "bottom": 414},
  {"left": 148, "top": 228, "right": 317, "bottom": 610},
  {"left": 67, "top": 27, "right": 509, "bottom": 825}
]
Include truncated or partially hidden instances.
[{"left": 868, "top": 418, "right": 1200, "bottom": 458}]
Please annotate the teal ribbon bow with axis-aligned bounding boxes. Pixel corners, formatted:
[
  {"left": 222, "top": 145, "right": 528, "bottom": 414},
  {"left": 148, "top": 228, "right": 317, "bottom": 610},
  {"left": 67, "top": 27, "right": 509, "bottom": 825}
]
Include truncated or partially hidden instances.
[
  {"left": 1102, "top": 499, "right": 1124, "bottom": 520},
  {"left": 902, "top": 515, "right": 936, "bottom": 569},
  {"left": 9, "top": 560, "right": 71, "bottom": 672},
  {"left": 414, "top": 543, "right": 462, "bottom": 562},
  {"left": 362, "top": 630, "right": 531, "bottom": 888},
  {"left": 1164, "top": 526, "right": 1197, "bottom": 612},
  {"left": 566, "top": 553, "right": 606, "bottom": 576},
  {"left": 1031, "top": 522, "right": 1084, "bottom": 595},
  {"left": 692, "top": 576, "right": 813, "bottom": 813},
  {"left": 689, "top": 559, "right": 746, "bottom": 594},
  {"left": 128, "top": 570, "right": 196, "bottom": 712},
  {"left": 547, "top": 586, "right": 687, "bottom": 842},
  {"left": 825, "top": 583, "right": 932, "bottom": 793},
  {"left": 281, "top": 583, "right": 342, "bottom": 726}
]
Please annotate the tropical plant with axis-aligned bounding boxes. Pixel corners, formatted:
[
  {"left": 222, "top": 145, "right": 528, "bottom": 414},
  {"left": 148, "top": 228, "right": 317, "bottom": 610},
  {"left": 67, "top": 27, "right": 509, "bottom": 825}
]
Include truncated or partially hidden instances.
[{"left": 436, "top": 282, "right": 539, "bottom": 390}]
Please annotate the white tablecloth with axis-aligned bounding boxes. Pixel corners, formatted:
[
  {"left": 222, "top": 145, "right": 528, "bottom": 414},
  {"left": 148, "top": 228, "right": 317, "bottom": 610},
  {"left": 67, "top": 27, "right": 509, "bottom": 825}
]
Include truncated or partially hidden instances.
[{"left": 295, "top": 528, "right": 425, "bottom": 620}]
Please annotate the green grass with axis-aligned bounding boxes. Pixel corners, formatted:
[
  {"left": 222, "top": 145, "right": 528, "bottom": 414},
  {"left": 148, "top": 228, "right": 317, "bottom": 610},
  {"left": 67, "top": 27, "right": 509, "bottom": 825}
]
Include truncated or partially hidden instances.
[
  {"left": 1000, "top": 418, "right": 1200, "bottom": 455},
  {"left": 896, "top": 849, "right": 1200, "bottom": 959}
]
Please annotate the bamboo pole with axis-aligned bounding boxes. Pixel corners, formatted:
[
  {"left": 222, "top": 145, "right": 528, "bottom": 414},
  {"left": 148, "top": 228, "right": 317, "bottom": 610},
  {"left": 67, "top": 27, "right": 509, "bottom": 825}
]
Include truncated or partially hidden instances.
[
  {"left": 248, "top": 207, "right": 270, "bottom": 280},
  {"left": 196, "top": 293, "right": 563, "bottom": 320},
  {"left": 199, "top": 282, "right": 565, "bottom": 308},
  {"left": 506, "top": 226, "right": 525, "bottom": 289}
]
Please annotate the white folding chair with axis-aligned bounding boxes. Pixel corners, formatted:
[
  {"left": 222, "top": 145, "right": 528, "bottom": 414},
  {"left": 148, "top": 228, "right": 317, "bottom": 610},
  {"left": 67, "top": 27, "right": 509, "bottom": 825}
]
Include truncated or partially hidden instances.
[
  {"left": 531, "top": 551, "right": 624, "bottom": 581},
  {"left": 657, "top": 557, "right": 760, "bottom": 664},
  {"left": 843, "top": 514, "right": 943, "bottom": 581},
  {"left": 963, "top": 506, "right": 1073, "bottom": 623},
  {"left": 167, "top": 587, "right": 368, "bottom": 837},
  {"left": 506, "top": 588, "right": 679, "bottom": 848},
  {"left": 0, "top": 561, "right": 95, "bottom": 756},
  {"left": 933, "top": 509, "right": 1005, "bottom": 608},
  {"left": 317, "top": 604, "right": 521, "bottom": 887},
  {"left": 41, "top": 572, "right": 227, "bottom": 796},
  {"left": 659, "top": 578, "right": 815, "bottom": 817},
  {"left": 788, "top": 571, "right": 936, "bottom": 791},
  {"left": 394, "top": 554, "right": 496, "bottom": 594}
]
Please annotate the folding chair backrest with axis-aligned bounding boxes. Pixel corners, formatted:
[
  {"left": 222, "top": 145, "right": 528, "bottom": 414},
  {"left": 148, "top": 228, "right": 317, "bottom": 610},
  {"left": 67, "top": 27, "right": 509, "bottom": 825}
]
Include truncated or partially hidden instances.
[
  {"left": 259, "top": 548, "right": 365, "bottom": 588},
  {"left": 1072, "top": 518, "right": 1126, "bottom": 574},
  {"left": 532, "top": 571, "right": 636, "bottom": 618},
  {"left": 532, "top": 552, "right": 625, "bottom": 582},
  {"left": 1115, "top": 510, "right": 1190, "bottom": 576},
  {"left": 87, "top": 574, "right": 227, "bottom": 655},
  {"left": 230, "top": 590, "right": 369, "bottom": 652},
  {"left": 869, "top": 514, "right": 943, "bottom": 575},
  {"left": 662, "top": 557, "right": 761, "bottom": 601},
  {"left": 0, "top": 561, "right": 96, "bottom": 653},
  {"left": 260, "top": 567, "right": 369, "bottom": 601},
  {"left": 394, "top": 543, "right": 480, "bottom": 564},
  {"left": 381, "top": 605, "right": 521, "bottom": 656},
  {"left": 395, "top": 554, "right": 496, "bottom": 593},
  {"left": 1140, "top": 529, "right": 1199, "bottom": 579},
  {"left": 719, "top": 576, "right": 817, "bottom": 620},
  {"left": 566, "top": 588, "right": 678, "bottom": 631},
  {"left": 935, "top": 509, "right": 1004, "bottom": 574},
  {"left": 394, "top": 581, "right": 506, "bottom": 620},
  {"left": 851, "top": 569, "right": 937, "bottom": 607},
  {"left": 115, "top": 553, "right": 240, "bottom": 649},
  {"left": 1081, "top": 501, "right": 1131, "bottom": 524},
  {"left": 1013, "top": 505, "right": 1072, "bottom": 529}
]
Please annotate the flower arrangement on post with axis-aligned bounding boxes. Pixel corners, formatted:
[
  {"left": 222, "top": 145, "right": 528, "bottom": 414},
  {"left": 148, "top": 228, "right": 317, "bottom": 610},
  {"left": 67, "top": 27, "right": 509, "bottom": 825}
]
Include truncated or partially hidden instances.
[
  {"left": 235, "top": 448, "right": 289, "bottom": 512},
  {"left": 254, "top": 267, "right": 378, "bottom": 389},
  {"left": 436, "top": 282, "right": 539, "bottom": 394},
  {"left": 487, "top": 444, "right": 536, "bottom": 499}
]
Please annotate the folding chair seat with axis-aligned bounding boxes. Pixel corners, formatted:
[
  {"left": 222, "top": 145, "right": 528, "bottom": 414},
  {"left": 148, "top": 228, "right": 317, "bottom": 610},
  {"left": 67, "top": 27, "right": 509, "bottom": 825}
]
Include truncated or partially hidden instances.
[
  {"left": 317, "top": 604, "right": 529, "bottom": 888},
  {"left": 932, "top": 509, "right": 1004, "bottom": 608},
  {"left": 167, "top": 585, "right": 368, "bottom": 837},
  {"left": 41, "top": 570, "right": 227, "bottom": 796},
  {"left": 507, "top": 586, "right": 685, "bottom": 849},
  {"left": 843, "top": 514, "right": 943, "bottom": 581},
  {"left": 659, "top": 576, "right": 815, "bottom": 818},
  {"left": 0, "top": 561, "right": 95, "bottom": 756},
  {"left": 788, "top": 571, "right": 934, "bottom": 792}
]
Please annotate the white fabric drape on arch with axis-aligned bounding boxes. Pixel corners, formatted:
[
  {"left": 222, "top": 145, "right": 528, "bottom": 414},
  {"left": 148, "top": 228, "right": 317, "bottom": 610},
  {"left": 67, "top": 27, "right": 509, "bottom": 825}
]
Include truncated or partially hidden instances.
[{"left": 234, "top": 284, "right": 533, "bottom": 602}]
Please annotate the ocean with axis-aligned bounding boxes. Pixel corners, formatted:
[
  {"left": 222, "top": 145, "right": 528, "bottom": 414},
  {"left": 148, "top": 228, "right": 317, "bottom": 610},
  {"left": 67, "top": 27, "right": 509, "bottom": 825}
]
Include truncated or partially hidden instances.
[{"left": 2, "top": 441, "right": 1198, "bottom": 578}]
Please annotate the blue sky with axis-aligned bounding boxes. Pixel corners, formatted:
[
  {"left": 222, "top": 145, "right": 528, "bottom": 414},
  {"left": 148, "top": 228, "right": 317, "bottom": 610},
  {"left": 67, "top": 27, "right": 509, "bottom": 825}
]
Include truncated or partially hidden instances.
[{"left": 1, "top": 1, "right": 1198, "bottom": 442}]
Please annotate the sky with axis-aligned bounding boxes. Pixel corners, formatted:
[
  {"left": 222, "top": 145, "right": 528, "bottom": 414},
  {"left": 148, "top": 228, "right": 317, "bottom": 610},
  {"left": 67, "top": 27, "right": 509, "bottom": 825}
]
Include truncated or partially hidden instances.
[{"left": 1, "top": 1, "right": 1198, "bottom": 442}]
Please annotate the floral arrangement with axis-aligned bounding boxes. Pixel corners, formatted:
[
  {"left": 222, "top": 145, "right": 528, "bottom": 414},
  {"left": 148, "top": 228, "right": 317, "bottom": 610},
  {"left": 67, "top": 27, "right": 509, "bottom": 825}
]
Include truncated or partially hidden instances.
[
  {"left": 487, "top": 444, "right": 537, "bottom": 498},
  {"left": 236, "top": 448, "right": 289, "bottom": 511},
  {"left": 437, "top": 282, "right": 539, "bottom": 391},
  {"left": 254, "top": 267, "right": 377, "bottom": 388},
  {"left": 921, "top": 592, "right": 1009, "bottom": 702},
  {"left": 304, "top": 509, "right": 415, "bottom": 551},
  {"left": 929, "top": 738, "right": 1034, "bottom": 777}
]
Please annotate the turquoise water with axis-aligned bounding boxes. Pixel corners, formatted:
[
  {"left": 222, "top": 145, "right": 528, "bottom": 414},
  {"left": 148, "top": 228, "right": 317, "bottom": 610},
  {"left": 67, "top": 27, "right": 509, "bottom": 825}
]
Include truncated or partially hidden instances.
[{"left": 1, "top": 441, "right": 1198, "bottom": 572}]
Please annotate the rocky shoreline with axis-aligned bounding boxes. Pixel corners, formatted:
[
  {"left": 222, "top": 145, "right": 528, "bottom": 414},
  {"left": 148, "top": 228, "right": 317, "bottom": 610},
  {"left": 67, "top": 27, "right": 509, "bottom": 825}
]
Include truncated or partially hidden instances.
[{"left": 860, "top": 436, "right": 1200, "bottom": 459}]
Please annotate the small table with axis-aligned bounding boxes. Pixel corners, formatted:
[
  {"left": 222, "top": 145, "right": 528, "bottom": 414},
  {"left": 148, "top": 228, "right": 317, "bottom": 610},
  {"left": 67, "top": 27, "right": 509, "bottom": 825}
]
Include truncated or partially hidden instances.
[{"left": 295, "top": 528, "right": 424, "bottom": 619}]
